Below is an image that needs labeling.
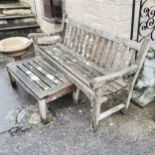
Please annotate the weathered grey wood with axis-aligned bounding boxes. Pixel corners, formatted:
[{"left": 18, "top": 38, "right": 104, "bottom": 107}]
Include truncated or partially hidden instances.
[
  {"left": 38, "top": 18, "right": 151, "bottom": 129},
  {"left": 34, "top": 56, "right": 67, "bottom": 82},
  {"left": 40, "top": 46, "right": 99, "bottom": 85},
  {"left": 125, "top": 38, "right": 151, "bottom": 110},
  {"left": 40, "top": 50, "right": 95, "bottom": 97},
  {"left": 90, "top": 64, "right": 138, "bottom": 89},
  {"left": 90, "top": 35, "right": 100, "bottom": 61},
  {"left": 85, "top": 32, "right": 92, "bottom": 56},
  {"left": 65, "top": 18, "right": 141, "bottom": 51},
  {"left": 110, "top": 82, "right": 123, "bottom": 90},
  {"left": 7, "top": 70, "right": 17, "bottom": 89},
  {"left": 91, "top": 97, "right": 107, "bottom": 130},
  {"left": 94, "top": 37, "right": 105, "bottom": 64},
  {"left": 7, "top": 57, "right": 74, "bottom": 125},
  {"left": 17, "top": 63, "right": 50, "bottom": 90},
  {"left": 39, "top": 99, "right": 47, "bottom": 123},
  {"left": 74, "top": 27, "right": 80, "bottom": 51},
  {"left": 46, "top": 83, "right": 74, "bottom": 103},
  {"left": 105, "top": 42, "right": 119, "bottom": 69},
  {"left": 51, "top": 45, "right": 101, "bottom": 78},
  {"left": 28, "top": 60, "right": 59, "bottom": 85},
  {"left": 42, "top": 19, "right": 151, "bottom": 129},
  {"left": 99, "top": 40, "right": 112, "bottom": 68},
  {"left": 64, "top": 23, "right": 69, "bottom": 45},
  {"left": 73, "top": 88, "right": 80, "bottom": 103},
  {"left": 22, "top": 61, "right": 56, "bottom": 87},
  {"left": 98, "top": 103, "right": 125, "bottom": 121},
  {"left": 7, "top": 63, "right": 43, "bottom": 99},
  {"left": 55, "top": 43, "right": 108, "bottom": 75},
  {"left": 115, "top": 79, "right": 127, "bottom": 87},
  {"left": 22, "top": 18, "right": 151, "bottom": 129}
]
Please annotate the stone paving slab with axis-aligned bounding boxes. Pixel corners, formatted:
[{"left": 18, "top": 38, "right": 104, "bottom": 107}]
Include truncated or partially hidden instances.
[
  {"left": 0, "top": 67, "right": 34, "bottom": 133},
  {"left": 0, "top": 96, "right": 155, "bottom": 155}
]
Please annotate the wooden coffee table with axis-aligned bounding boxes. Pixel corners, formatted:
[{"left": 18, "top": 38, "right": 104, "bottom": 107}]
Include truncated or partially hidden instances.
[{"left": 7, "top": 56, "right": 74, "bottom": 123}]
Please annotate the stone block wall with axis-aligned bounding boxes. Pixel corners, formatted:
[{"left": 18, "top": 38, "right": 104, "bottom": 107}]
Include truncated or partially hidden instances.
[
  {"left": 65, "top": 0, "right": 137, "bottom": 39},
  {"left": 33, "top": 0, "right": 55, "bottom": 33},
  {"left": 21, "top": 0, "right": 141, "bottom": 39}
]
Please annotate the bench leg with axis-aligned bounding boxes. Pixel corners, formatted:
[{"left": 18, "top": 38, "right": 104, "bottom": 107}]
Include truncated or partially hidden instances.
[
  {"left": 38, "top": 99, "right": 48, "bottom": 124},
  {"left": 8, "top": 71, "right": 17, "bottom": 89},
  {"left": 91, "top": 97, "right": 108, "bottom": 131},
  {"left": 73, "top": 88, "right": 80, "bottom": 104},
  {"left": 91, "top": 99, "right": 101, "bottom": 131}
]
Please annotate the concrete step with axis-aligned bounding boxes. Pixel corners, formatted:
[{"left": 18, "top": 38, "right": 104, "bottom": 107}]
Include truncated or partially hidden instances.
[
  {"left": 0, "top": 3, "right": 30, "bottom": 10},
  {"left": 0, "top": 23, "right": 39, "bottom": 31},
  {"left": 0, "top": 16, "right": 37, "bottom": 27},
  {"left": 0, "top": 14, "right": 35, "bottom": 20},
  {"left": 0, "top": 2, "right": 40, "bottom": 39}
]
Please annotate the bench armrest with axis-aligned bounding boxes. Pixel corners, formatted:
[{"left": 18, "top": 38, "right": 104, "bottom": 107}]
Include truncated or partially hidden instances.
[
  {"left": 28, "top": 31, "right": 63, "bottom": 39},
  {"left": 28, "top": 33, "right": 52, "bottom": 39},
  {"left": 90, "top": 65, "right": 138, "bottom": 89}
]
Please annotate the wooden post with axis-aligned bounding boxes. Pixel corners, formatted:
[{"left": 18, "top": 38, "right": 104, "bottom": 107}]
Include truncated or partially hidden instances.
[
  {"left": 91, "top": 96, "right": 108, "bottom": 130},
  {"left": 73, "top": 88, "right": 80, "bottom": 103},
  {"left": 38, "top": 99, "right": 48, "bottom": 123},
  {"left": 8, "top": 71, "right": 17, "bottom": 89},
  {"left": 125, "top": 38, "right": 151, "bottom": 110}
]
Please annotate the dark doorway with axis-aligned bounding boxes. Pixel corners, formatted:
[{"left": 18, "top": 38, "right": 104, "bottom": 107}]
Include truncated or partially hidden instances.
[{"left": 43, "top": 0, "right": 62, "bottom": 23}]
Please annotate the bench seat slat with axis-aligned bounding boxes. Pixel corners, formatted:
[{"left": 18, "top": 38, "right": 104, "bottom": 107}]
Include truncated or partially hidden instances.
[
  {"left": 96, "top": 78, "right": 128, "bottom": 97},
  {"left": 17, "top": 64, "right": 50, "bottom": 90},
  {"left": 29, "top": 60, "right": 63, "bottom": 85},
  {"left": 42, "top": 46, "right": 94, "bottom": 79},
  {"left": 40, "top": 44, "right": 129, "bottom": 91},
  {"left": 7, "top": 63, "right": 43, "bottom": 99},
  {"left": 110, "top": 82, "right": 124, "bottom": 90},
  {"left": 7, "top": 57, "right": 73, "bottom": 99},
  {"left": 115, "top": 79, "right": 128, "bottom": 87},
  {"left": 41, "top": 45, "right": 102, "bottom": 78},
  {"left": 34, "top": 57, "right": 67, "bottom": 82},
  {"left": 23, "top": 61, "right": 58, "bottom": 87},
  {"left": 41, "top": 49, "right": 91, "bottom": 86},
  {"left": 55, "top": 43, "right": 108, "bottom": 75}
]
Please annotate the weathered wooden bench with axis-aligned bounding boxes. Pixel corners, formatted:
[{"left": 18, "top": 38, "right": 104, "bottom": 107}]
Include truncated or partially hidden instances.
[
  {"left": 7, "top": 56, "right": 74, "bottom": 123},
  {"left": 36, "top": 18, "right": 151, "bottom": 129}
]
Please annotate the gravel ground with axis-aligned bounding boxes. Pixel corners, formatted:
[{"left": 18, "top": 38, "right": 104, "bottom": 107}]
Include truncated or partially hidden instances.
[{"left": 1, "top": 59, "right": 155, "bottom": 155}]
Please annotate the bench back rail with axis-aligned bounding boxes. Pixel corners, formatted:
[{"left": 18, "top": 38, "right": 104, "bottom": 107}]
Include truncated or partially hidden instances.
[{"left": 64, "top": 19, "right": 141, "bottom": 72}]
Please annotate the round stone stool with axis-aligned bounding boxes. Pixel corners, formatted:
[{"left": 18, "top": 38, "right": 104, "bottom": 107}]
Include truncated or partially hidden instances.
[{"left": 0, "top": 37, "right": 32, "bottom": 60}]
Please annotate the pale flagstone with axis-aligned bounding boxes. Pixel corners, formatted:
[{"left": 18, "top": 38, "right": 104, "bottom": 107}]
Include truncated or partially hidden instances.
[
  {"left": 6, "top": 110, "right": 18, "bottom": 121},
  {"left": 29, "top": 112, "right": 41, "bottom": 125},
  {"left": 0, "top": 66, "right": 34, "bottom": 133},
  {"left": 0, "top": 68, "right": 23, "bottom": 133}
]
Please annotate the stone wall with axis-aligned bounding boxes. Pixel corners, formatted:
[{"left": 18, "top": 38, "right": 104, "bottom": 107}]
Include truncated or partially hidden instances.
[
  {"left": 34, "top": 0, "right": 55, "bottom": 33},
  {"left": 20, "top": 0, "right": 55, "bottom": 33},
  {"left": 21, "top": 0, "right": 141, "bottom": 39},
  {"left": 65, "top": 0, "right": 138, "bottom": 39}
]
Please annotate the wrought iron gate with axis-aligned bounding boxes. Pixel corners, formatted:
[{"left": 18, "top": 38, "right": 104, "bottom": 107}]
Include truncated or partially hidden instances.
[{"left": 135, "top": 0, "right": 155, "bottom": 42}]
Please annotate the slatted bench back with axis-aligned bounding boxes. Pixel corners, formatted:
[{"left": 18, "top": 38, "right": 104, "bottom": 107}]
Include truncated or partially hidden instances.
[{"left": 63, "top": 19, "right": 140, "bottom": 72}]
